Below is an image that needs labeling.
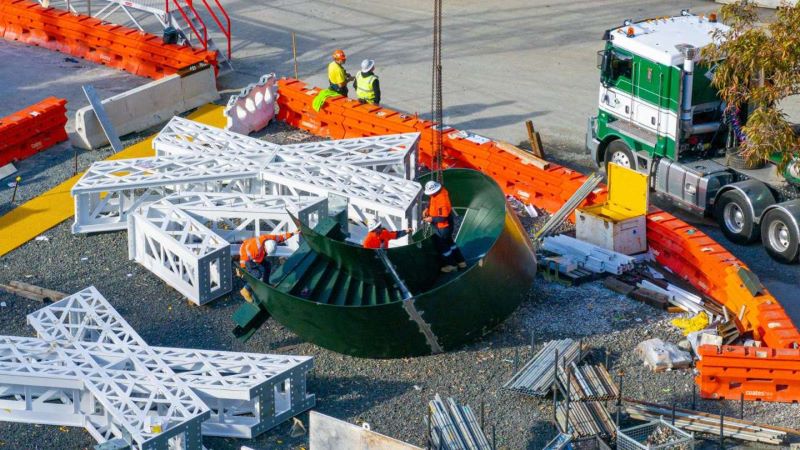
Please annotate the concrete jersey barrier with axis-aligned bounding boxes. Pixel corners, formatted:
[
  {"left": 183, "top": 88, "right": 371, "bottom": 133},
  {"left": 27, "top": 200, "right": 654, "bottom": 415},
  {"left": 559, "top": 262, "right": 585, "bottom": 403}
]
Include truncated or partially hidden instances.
[{"left": 71, "top": 65, "right": 219, "bottom": 150}]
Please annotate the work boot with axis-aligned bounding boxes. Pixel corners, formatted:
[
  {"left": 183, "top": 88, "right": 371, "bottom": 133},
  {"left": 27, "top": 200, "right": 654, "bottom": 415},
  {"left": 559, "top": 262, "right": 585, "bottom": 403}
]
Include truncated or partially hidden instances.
[
  {"left": 457, "top": 262, "right": 467, "bottom": 269},
  {"left": 240, "top": 287, "right": 254, "bottom": 303},
  {"left": 440, "top": 265, "right": 457, "bottom": 273}
]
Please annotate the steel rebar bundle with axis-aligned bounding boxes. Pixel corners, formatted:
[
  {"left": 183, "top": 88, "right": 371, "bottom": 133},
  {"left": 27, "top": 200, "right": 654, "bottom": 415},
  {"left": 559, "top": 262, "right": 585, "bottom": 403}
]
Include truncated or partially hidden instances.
[
  {"left": 624, "top": 399, "right": 791, "bottom": 445},
  {"left": 533, "top": 172, "right": 603, "bottom": 241},
  {"left": 558, "top": 363, "right": 619, "bottom": 401},
  {"left": 556, "top": 400, "right": 615, "bottom": 439},
  {"left": 504, "top": 339, "right": 581, "bottom": 397},
  {"left": 426, "top": 394, "right": 491, "bottom": 450}
]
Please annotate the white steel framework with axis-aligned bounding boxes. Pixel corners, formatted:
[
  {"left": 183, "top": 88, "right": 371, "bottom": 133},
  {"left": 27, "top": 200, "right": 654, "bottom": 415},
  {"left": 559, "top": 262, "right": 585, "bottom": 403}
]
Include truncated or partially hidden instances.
[
  {"left": 72, "top": 155, "right": 261, "bottom": 233},
  {"left": 154, "top": 117, "right": 419, "bottom": 178},
  {"left": 127, "top": 204, "right": 232, "bottom": 305},
  {"left": 153, "top": 192, "right": 328, "bottom": 256},
  {"left": 0, "top": 287, "right": 315, "bottom": 449}
]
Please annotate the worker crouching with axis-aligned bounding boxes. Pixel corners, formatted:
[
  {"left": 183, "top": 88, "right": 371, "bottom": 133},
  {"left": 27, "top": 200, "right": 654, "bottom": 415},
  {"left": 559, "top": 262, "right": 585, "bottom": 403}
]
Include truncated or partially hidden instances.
[
  {"left": 423, "top": 180, "right": 467, "bottom": 273},
  {"left": 238, "top": 231, "right": 297, "bottom": 302},
  {"left": 362, "top": 219, "right": 411, "bottom": 249}
]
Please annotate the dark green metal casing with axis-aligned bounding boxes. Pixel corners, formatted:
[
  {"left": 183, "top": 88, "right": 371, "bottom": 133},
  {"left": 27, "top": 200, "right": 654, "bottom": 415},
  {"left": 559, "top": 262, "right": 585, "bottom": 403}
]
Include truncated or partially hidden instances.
[{"left": 234, "top": 169, "right": 537, "bottom": 358}]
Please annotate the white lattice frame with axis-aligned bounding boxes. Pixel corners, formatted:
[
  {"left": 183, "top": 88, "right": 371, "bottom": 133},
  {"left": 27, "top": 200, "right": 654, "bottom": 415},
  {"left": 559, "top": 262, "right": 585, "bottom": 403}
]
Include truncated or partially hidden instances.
[
  {"left": 0, "top": 287, "right": 315, "bottom": 448},
  {"left": 154, "top": 117, "right": 418, "bottom": 178},
  {"left": 154, "top": 192, "right": 328, "bottom": 257},
  {"left": 127, "top": 206, "right": 232, "bottom": 305},
  {"left": 261, "top": 160, "right": 420, "bottom": 231},
  {"left": 72, "top": 155, "right": 260, "bottom": 233}
]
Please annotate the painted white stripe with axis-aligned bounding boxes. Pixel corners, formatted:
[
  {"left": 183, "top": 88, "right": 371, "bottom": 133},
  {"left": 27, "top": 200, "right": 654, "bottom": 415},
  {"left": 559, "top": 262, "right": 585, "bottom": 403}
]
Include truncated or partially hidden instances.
[{"left": 598, "top": 86, "right": 678, "bottom": 141}]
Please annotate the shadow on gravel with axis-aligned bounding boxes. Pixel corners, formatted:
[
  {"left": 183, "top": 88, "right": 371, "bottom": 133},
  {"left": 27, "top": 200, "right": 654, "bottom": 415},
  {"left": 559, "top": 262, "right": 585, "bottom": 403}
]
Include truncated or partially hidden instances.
[{"left": 312, "top": 374, "right": 414, "bottom": 418}]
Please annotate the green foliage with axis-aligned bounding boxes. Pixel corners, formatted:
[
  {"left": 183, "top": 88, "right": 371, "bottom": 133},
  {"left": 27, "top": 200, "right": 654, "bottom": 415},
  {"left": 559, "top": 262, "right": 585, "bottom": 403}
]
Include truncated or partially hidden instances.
[{"left": 702, "top": 1, "right": 800, "bottom": 169}]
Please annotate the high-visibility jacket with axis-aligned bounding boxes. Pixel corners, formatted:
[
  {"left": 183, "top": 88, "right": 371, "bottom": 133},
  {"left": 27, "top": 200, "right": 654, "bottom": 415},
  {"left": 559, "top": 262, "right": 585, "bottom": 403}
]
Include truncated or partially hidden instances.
[
  {"left": 328, "top": 61, "right": 347, "bottom": 86},
  {"left": 239, "top": 232, "right": 294, "bottom": 268},
  {"left": 362, "top": 229, "right": 408, "bottom": 249},
  {"left": 426, "top": 188, "right": 453, "bottom": 229},
  {"left": 355, "top": 71, "right": 377, "bottom": 103}
]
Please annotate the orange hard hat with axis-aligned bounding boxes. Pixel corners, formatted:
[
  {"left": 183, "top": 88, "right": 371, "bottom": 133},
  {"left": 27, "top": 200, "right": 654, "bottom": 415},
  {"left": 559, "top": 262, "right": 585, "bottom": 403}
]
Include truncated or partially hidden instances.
[{"left": 332, "top": 49, "right": 346, "bottom": 61}]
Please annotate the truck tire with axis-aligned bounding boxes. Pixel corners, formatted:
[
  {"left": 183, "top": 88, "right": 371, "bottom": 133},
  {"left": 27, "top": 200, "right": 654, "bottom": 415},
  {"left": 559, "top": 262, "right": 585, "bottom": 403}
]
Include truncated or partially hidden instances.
[
  {"left": 761, "top": 209, "right": 800, "bottom": 264},
  {"left": 604, "top": 140, "right": 635, "bottom": 171},
  {"left": 715, "top": 190, "right": 759, "bottom": 244}
]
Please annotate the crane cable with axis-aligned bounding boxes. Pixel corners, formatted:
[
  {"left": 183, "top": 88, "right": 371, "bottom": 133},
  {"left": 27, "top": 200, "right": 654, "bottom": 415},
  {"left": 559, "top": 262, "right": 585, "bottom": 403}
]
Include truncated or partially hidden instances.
[{"left": 431, "top": 0, "right": 443, "bottom": 183}]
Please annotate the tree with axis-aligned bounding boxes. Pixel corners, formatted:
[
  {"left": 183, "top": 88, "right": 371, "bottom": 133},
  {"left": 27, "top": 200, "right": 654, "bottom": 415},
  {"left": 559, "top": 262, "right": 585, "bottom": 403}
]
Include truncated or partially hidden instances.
[{"left": 702, "top": 1, "right": 800, "bottom": 171}]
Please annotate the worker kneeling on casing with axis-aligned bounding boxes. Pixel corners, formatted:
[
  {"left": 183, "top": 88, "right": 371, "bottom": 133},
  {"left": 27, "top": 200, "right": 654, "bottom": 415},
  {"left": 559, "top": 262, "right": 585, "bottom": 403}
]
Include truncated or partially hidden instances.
[
  {"left": 237, "top": 231, "right": 298, "bottom": 302},
  {"left": 362, "top": 218, "right": 411, "bottom": 249},
  {"left": 423, "top": 180, "right": 467, "bottom": 273}
]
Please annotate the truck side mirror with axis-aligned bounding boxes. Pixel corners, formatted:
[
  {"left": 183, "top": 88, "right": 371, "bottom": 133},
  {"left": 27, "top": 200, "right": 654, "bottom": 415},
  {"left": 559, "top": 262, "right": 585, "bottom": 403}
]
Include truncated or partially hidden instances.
[{"left": 598, "top": 50, "right": 611, "bottom": 86}]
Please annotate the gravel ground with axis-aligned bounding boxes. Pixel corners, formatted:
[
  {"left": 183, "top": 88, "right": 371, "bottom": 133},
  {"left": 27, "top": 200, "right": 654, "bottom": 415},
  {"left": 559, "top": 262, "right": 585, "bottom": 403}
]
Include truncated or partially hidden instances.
[{"left": 2, "top": 125, "right": 800, "bottom": 449}]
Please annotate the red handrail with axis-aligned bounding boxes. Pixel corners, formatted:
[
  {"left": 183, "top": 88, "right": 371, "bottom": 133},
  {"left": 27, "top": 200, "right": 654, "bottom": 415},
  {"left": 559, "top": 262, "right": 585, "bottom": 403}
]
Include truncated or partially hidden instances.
[
  {"left": 169, "top": 0, "right": 208, "bottom": 51},
  {"left": 200, "top": 0, "right": 231, "bottom": 60}
]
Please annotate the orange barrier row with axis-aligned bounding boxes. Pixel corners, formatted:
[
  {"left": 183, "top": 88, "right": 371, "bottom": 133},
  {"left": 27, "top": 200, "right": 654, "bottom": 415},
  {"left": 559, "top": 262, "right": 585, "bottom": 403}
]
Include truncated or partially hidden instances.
[
  {"left": 0, "top": 96, "right": 67, "bottom": 167},
  {"left": 0, "top": 0, "right": 217, "bottom": 79},
  {"left": 696, "top": 345, "right": 800, "bottom": 402},
  {"left": 276, "top": 78, "right": 800, "bottom": 402}
]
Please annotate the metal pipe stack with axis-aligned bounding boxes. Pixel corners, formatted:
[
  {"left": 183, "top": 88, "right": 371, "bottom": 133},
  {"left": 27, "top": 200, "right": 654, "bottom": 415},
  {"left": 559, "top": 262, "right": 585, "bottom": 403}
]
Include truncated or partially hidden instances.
[
  {"left": 557, "top": 363, "right": 619, "bottom": 401},
  {"left": 542, "top": 235, "right": 636, "bottom": 275},
  {"left": 504, "top": 339, "right": 581, "bottom": 397},
  {"left": 533, "top": 173, "right": 603, "bottom": 241},
  {"left": 427, "top": 394, "right": 491, "bottom": 450},
  {"left": 624, "top": 399, "right": 790, "bottom": 445},
  {"left": 556, "top": 400, "right": 615, "bottom": 439}
]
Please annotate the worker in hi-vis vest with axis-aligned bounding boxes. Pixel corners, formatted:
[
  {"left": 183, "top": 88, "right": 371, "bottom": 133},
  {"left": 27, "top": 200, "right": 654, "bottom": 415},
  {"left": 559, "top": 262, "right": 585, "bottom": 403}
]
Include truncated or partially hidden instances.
[
  {"left": 328, "top": 49, "right": 352, "bottom": 96},
  {"left": 353, "top": 59, "right": 381, "bottom": 105},
  {"left": 237, "top": 231, "right": 297, "bottom": 302}
]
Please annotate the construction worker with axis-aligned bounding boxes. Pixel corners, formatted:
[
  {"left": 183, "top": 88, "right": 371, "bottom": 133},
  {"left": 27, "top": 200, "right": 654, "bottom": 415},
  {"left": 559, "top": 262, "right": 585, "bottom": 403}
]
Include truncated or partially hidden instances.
[
  {"left": 423, "top": 180, "right": 467, "bottom": 273},
  {"left": 353, "top": 59, "right": 381, "bottom": 105},
  {"left": 328, "top": 49, "right": 352, "bottom": 96},
  {"left": 362, "top": 219, "right": 412, "bottom": 249},
  {"left": 238, "top": 231, "right": 297, "bottom": 302}
]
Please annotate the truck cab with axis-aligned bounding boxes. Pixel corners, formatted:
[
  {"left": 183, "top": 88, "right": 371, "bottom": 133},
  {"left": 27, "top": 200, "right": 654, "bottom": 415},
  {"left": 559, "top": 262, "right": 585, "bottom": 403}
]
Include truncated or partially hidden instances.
[{"left": 586, "top": 12, "right": 800, "bottom": 263}]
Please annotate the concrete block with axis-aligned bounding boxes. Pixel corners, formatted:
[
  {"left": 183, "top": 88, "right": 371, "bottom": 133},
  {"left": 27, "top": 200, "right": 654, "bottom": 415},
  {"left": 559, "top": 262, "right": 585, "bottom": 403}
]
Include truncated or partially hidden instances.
[
  {"left": 309, "top": 412, "right": 421, "bottom": 450},
  {"left": 71, "top": 66, "right": 219, "bottom": 149}
]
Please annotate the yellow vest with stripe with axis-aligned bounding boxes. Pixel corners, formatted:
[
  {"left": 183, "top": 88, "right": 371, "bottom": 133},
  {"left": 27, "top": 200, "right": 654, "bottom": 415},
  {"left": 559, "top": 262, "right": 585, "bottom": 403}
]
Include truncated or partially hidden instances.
[{"left": 355, "top": 72, "right": 377, "bottom": 103}]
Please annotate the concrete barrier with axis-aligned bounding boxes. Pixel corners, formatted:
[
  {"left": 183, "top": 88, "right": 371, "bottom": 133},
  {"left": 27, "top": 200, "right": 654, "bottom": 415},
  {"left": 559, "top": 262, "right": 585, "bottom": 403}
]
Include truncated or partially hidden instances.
[
  {"left": 309, "top": 411, "right": 421, "bottom": 450},
  {"left": 71, "top": 65, "right": 219, "bottom": 150}
]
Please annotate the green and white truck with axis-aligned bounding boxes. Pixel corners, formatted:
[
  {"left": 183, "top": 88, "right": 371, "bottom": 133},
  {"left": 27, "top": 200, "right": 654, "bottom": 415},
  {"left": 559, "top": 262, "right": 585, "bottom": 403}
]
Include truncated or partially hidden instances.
[{"left": 586, "top": 11, "right": 800, "bottom": 263}]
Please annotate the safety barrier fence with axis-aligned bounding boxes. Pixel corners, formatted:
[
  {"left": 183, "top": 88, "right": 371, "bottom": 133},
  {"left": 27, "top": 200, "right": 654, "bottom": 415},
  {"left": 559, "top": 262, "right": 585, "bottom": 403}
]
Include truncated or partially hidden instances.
[
  {"left": 0, "top": 0, "right": 218, "bottom": 78},
  {"left": 275, "top": 78, "right": 800, "bottom": 402},
  {"left": 0, "top": 96, "right": 67, "bottom": 167}
]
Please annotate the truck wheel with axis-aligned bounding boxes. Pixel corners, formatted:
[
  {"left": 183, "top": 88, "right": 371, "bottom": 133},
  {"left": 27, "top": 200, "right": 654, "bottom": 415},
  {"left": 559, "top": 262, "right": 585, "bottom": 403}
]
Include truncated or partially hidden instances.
[
  {"left": 761, "top": 209, "right": 800, "bottom": 263},
  {"left": 604, "top": 140, "right": 635, "bottom": 171},
  {"left": 715, "top": 190, "right": 758, "bottom": 244}
]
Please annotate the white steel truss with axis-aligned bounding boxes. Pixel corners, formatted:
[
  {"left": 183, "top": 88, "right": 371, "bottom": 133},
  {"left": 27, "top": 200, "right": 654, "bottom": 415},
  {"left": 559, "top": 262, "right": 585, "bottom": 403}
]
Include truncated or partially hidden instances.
[
  {"left": 0, "top": 287, "right": 314, "bottom": 449},
  {"left": 153, "top": 192, "right": 328, "bottom": 257},
  {"left": 154, "top": 117, "right": 418, "bottom": 178},
  {"left": 72, "top": 155, "right": 261, "bottom": 233},
  {"left": 261, "top": 159, "right": 420, "bottom": 231},
  {"left": 127, "top": 204, "right": 232, "bottom": 305}
]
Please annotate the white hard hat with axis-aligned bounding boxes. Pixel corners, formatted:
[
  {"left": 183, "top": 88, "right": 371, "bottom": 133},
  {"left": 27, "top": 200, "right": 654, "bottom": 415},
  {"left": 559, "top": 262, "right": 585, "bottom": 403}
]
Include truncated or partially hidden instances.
[
  {"left": 361, "top": 59, "right": 375, "bottom": 72},
  {"left": 368, "top": 219, "right": 382, "bottom": 232},
  {"left": 263, "top": 239, "right": 277, "bottom": 255},
  {"left": 424, "top": 180, "right": 442, "bottom": 196}
]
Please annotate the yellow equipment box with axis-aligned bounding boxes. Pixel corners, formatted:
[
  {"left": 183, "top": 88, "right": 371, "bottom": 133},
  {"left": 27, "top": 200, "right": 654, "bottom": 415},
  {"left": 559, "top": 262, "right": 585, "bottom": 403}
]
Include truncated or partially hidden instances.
[{"left": 576, "top": 163, "right": 648, "bottom": 255}]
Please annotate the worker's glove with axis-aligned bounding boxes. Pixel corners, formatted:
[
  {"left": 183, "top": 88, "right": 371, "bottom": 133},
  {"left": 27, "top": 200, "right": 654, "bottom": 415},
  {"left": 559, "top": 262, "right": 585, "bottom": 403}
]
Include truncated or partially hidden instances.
[
  {"left": 235, "top": 268, "right": 243, "bottom": 277},
  {"left": 423, "top": 217, "right": 432, "bottom": 223},
  {"left": 406, "top": 228, "right": 413, "bottom": 234}
]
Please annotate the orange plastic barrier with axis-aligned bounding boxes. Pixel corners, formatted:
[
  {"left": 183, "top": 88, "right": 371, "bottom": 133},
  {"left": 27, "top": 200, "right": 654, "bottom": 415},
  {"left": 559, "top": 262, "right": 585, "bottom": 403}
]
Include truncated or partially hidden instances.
[
  {"left": 0, "top": 0, "right": 217, "bottom": 78},
  {"left": 0, "top": 96, "right": 67, "bottom": 167},
  {"left": 276, "top": 78, "right": 800, "bottom": 401},
  {"left": 696, "top": 345, "right": 800, "bottom": 402}
]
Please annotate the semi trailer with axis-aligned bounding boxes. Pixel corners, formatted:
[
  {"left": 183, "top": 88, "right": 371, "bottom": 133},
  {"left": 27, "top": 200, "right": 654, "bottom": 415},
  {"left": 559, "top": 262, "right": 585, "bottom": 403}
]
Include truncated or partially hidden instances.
[{"left": 586, "top": 11, "right": 800, "bottom": 263}]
